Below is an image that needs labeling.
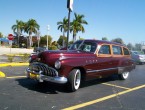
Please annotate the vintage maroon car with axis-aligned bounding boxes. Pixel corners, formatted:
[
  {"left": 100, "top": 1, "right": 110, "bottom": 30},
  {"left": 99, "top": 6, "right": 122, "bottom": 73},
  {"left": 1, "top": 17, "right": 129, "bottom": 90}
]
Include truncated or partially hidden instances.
[{"left": 26, "top": 40, "right": 135, "bottom": 92}]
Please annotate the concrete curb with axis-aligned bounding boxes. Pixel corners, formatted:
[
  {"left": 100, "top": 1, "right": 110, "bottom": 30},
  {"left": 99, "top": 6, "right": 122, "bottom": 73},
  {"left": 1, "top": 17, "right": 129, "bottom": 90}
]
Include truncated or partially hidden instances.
[
  {"left": 0, "top": 71, "right": 6, "bottom": 77},
  {"left": 2, "top": 54, "right": 29, "bottom": 56},
  {"left": 0, "top": 63, "right": 29, "bottom": 67}
]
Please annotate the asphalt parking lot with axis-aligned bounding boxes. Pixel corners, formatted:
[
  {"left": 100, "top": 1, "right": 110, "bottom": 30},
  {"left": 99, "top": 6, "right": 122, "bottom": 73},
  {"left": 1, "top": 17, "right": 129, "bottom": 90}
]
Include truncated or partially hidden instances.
[{"left": 0, "top": 65, "right": 145, "bottom": 110}]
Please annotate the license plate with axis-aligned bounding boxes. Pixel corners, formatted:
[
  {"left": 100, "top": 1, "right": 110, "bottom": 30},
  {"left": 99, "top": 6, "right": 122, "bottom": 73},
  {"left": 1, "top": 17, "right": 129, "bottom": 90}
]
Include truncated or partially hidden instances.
[{"left": 30, "top": 73, "right": 39, "bottom": 79}]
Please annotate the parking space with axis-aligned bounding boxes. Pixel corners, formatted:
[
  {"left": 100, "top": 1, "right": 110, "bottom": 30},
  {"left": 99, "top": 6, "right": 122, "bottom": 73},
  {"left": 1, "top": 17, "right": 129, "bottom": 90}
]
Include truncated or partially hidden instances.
[
  {"left": 0, "top": 65, "right": 145, "bottom": 110},
  {"left": 0, "top": 66, "right": 27, "bottom": 77}
]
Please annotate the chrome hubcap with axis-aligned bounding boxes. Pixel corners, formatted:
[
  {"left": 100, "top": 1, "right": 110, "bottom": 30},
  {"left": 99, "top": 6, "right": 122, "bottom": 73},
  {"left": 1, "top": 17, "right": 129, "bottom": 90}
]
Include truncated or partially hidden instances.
[
  {"left": 122, "top": 72, "right": 129, "bottom": 79},
  {"left": 74, "top": 70, "right": 81, "bottom": 89}
]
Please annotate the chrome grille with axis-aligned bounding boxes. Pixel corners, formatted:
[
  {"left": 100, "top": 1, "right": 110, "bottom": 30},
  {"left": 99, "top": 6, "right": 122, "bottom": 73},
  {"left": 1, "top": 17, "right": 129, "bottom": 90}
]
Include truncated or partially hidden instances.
[{"left": 29, "top": 62, "right": 58, "bottom": 77}]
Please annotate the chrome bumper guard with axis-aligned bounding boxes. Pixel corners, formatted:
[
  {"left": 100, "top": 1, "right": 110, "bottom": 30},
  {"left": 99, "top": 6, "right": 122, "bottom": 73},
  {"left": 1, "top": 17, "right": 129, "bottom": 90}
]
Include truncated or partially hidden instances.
[{"left": 26, "top": 67, "right": 67, "bottom": 84}]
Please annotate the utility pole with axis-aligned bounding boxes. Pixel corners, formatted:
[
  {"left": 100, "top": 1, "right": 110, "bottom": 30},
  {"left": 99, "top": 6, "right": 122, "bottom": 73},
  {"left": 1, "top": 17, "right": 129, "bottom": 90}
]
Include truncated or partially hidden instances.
[
  {"left": 37, "top": 31, "right": 40, "bottom": 48},
  {"left": 47, "top": 25, "right": 50, "bottom": 50},
  {"left": 66, "top": 0, "right": 73, "bottom": 49}
]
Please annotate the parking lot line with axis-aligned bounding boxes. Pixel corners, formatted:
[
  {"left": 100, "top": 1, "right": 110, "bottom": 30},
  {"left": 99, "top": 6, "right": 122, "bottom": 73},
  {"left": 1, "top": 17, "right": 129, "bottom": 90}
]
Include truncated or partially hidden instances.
[
  {"left": 62, "top": 84, "right": 145, "bottom": 110},
  {"left": 6, "top": 76, "right": 26, "bottom": 79},
  {"left": 0, "top": 71, "right": 5, "bottom": 77},
  {"left": 102, "top": 83, "right": 130, "bottom": 90},
  {"left": 0, "top": 63, "right": 29, "bottom": 67}
]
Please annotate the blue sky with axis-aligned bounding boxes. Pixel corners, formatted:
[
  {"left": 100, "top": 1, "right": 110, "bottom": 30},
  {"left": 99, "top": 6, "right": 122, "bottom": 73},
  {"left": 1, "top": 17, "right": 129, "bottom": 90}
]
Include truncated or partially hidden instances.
[{"left": 0, "top": 0, "right": 145, "bottom": 44}]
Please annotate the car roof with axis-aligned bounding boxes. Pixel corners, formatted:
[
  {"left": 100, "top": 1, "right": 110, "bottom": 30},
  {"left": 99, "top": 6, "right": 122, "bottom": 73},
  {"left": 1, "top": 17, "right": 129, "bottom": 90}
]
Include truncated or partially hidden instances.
[{"left": 82, "top": 39, "right": 126, "bottom": 47}]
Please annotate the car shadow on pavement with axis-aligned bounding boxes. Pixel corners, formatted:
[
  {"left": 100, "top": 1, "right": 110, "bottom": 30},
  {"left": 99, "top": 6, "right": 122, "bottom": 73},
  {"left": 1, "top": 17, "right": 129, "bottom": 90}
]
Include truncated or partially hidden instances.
[
  {"left": 16, "top": 75, "right": 120, "bottom": 94},
  {"left": 80, "top": 75, "right": 119, "bottom": 88},
  {"left": 16, "top": 78, "right": 70, "bottom": 94}
]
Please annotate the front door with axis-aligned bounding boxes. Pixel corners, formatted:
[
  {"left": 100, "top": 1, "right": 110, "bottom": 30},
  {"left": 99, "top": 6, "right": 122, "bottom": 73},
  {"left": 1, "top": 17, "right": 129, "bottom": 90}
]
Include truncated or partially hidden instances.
[{"left": 85, "top": 44, "right": 115, "bottom": 80}]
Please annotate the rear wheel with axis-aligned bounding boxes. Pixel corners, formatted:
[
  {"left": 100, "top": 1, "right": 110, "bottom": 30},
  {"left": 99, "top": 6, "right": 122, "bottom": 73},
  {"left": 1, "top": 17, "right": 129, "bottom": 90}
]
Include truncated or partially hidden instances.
[
  {"left": 119, "top": 71, "right": 129, "bottom": 80},
  {"left": 67, "top": 69, "right": 81, "bottom": 92}
]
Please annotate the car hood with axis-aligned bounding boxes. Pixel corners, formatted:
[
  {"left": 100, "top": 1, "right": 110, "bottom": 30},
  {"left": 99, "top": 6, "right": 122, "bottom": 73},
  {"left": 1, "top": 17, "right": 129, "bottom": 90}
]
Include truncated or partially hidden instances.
[{"left": 37, "top": 50, "right": 95, "bottom": 66}]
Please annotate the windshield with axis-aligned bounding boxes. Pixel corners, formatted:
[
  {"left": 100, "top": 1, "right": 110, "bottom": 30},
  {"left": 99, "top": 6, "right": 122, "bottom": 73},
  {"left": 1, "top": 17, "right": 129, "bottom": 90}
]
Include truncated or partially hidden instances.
[{"left": 69, "top": 40, "right": 97, "bottom": 53}]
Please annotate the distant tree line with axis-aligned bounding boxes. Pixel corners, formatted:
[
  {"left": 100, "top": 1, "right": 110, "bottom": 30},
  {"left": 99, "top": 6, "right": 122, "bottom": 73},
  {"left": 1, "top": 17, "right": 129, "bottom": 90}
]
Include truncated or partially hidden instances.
[
  {"left": 2, "top": 12, "right": 87, "bottom": 49},
  {"left": 0, "top": 32, "right": 3, "bottom": 38},
  {"left": 102, "top": 37, "right": 142, "bottom": 51},
  {"left": 0, "top": 12, "right": 143, "bottom": 51}
]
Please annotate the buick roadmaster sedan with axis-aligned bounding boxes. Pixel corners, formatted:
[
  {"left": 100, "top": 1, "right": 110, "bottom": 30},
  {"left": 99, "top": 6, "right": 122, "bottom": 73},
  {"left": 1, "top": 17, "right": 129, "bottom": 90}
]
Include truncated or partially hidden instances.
[{"left": 26, "top": 40, "right": 135, "bottom": 92}]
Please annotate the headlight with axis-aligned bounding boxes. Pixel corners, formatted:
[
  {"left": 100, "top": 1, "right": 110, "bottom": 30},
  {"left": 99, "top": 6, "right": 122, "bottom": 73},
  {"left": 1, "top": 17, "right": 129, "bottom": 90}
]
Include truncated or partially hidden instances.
[{"left": 55, "top": 60, "right": 61, "bottom": 69}]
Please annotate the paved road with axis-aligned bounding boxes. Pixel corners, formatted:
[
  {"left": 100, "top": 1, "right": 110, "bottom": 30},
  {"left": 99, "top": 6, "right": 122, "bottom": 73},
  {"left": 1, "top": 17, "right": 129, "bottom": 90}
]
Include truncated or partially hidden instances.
[{"left": 0, "top": 65, "right": 145, "bottom": 110}]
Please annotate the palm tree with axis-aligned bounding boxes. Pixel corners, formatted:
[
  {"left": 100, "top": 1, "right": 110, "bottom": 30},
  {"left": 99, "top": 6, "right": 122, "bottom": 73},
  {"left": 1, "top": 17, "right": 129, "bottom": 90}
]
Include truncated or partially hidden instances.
[
  {"left": 25, "top": 19, "right": 40, "bottom": 47},
  {"left": 70, "top": 13, "right": 88, "bottom": 42},
  {"left": 57, "top": 17, "right": 68, "bottom": 47},
  {"left": 12, "top": 20, "right": 25, "bottom": 47}
]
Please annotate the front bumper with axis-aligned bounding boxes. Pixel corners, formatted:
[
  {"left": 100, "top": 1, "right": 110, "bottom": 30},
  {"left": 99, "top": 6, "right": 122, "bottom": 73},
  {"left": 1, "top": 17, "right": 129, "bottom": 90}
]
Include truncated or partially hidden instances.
[{"left": 26, "top": 68, "right": 67, "bottom": 84}]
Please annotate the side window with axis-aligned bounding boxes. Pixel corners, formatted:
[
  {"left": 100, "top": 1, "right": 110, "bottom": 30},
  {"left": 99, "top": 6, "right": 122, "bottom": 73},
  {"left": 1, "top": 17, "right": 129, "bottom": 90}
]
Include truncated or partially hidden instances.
[
  {"left": 98, "top": 45, "right": 111, "bottom": 54},
  {"left": 123, "top": 48, "right": 130, "bottom": 55},
  {"left": 112, "top": 45, "right": 122, "bottom": 55}
]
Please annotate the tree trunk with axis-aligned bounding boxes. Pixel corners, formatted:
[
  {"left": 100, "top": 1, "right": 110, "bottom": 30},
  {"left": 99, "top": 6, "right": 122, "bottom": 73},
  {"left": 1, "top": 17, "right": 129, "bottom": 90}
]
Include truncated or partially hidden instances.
[
  {"left": 73, "top": 32, "right": 76, "bottom": 43},
  {"left": 29, "top": 35, "right": 32, "bottom": 48},
  {"left": 17, "top": 29, "right": 20, "bottom": 48},
  {"left": 63, "top": 30, "right": 65, "bottom": 47}
]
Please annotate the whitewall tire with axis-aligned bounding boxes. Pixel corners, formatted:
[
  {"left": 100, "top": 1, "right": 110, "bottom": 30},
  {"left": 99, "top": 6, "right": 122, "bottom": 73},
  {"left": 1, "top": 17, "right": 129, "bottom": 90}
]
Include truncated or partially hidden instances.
[
  {"left": 120, "top": 71, "right": 129, "bottom": 80},
  {"left": 67, "top": 69, "right": 81, "bottom": 92}
]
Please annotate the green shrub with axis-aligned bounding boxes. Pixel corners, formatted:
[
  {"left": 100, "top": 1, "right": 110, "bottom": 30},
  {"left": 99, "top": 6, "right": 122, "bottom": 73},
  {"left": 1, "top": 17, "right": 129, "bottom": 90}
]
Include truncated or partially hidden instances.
[
  {"left": 49, "top": 45, "right": 58, "bottom": 50},
  {"left": 7, "top": 55, "right": 15, "bottom": 62},
  {"left": 20, "top": 53, "right": 30, "bottom": 62},
  {"left": 12, "top": 45, "right": 18, "bottom": 48}
]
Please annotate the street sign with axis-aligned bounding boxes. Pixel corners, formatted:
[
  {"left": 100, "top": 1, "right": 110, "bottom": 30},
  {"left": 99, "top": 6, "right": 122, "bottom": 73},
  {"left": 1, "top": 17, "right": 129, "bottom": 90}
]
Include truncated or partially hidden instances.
[{"left": 8, "top": 34, "right": 14, "bottom": 40}]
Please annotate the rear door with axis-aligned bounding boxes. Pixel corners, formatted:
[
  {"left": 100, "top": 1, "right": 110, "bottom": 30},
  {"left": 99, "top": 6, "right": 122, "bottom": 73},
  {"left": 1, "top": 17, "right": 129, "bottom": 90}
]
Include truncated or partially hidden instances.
[{"left": 111, "top": 45, "right": 124, "bottom": 73}]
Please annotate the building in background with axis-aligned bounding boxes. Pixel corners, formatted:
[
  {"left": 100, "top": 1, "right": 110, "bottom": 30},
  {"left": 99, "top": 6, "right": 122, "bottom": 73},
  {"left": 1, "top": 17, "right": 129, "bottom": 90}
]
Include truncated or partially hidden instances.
[{"left": 0, "top": 38, "right": 9, "bottom": 46}]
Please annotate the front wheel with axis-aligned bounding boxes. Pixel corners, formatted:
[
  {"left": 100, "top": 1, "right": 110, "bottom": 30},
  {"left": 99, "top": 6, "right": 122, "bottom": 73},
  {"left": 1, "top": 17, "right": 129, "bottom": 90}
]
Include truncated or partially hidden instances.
[
  {"left": 119, "top": 71, "right": 130, "bottom": 80},
  {"left": 67, "top": 69, "right": 81, "bottom": 92}
]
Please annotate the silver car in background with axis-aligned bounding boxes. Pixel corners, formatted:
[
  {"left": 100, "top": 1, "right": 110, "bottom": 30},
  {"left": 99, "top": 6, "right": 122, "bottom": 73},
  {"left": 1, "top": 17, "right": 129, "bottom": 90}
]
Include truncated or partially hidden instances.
[{"left": 131, "top": 51, "right": 145, "bottom": 64}]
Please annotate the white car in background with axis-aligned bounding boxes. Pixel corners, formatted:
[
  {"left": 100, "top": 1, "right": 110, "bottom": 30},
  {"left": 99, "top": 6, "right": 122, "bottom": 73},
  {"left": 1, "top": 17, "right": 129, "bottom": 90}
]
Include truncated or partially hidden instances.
[{"left": 131, "top": 51, "right": 145, "bottom": 64}]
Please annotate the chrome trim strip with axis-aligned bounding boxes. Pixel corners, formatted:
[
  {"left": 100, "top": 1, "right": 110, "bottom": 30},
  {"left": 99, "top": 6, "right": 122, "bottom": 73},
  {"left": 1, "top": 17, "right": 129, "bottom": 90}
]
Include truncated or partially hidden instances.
[
  {"left": 87, "top": 65, "right": 134, "bottom": 73},
  {"left": 30, "top": 62, "right": 58, "bottom": 76},
  {"left": 59, "top": 56, "right": 94, "bottom": 60},
  {"left": 87, "top": 67, "right": 117, "bottom": 73}
]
